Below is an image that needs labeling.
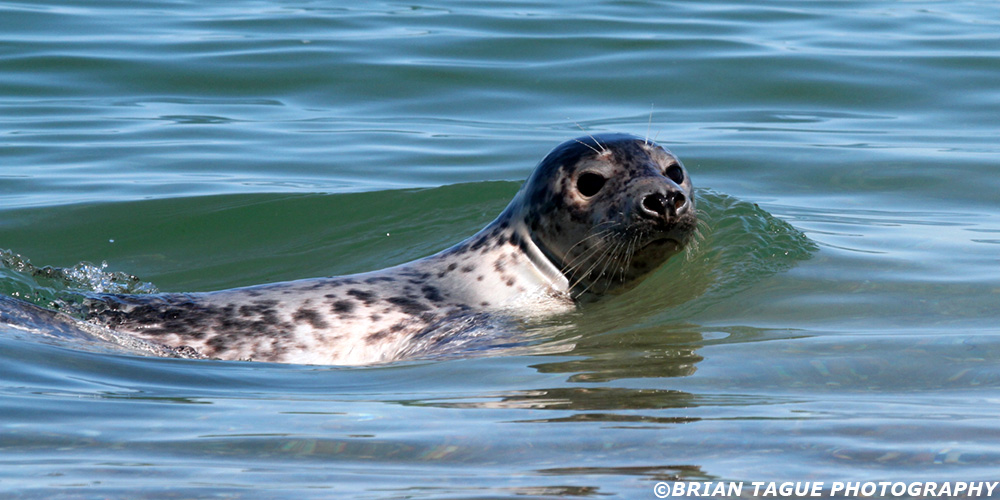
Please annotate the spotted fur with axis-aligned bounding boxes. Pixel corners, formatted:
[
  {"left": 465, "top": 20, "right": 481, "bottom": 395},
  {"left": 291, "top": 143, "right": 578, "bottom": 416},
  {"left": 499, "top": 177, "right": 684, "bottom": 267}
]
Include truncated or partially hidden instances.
[{"left": 84, "top": 133, "right": 697, "bottom": 365}]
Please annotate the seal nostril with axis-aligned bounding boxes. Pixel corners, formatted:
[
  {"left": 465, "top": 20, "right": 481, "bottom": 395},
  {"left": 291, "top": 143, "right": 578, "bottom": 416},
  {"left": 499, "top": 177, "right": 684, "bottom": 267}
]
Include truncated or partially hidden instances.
[
  {"left": 643, "top": 192, "right": 686, "bottom": 218},
  {"left": 673, "top": 192, "right": 687, "bottom": 212},
  {"left": 642, "top": 193, "right": 667, "bottom": 217}
]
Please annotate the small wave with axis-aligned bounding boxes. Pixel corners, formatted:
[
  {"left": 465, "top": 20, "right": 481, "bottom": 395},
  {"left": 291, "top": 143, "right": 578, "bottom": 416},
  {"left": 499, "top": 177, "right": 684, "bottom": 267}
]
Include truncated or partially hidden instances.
[
  {"left": 565, "top": 188, "right": 818, "bottom": 332},
  {"left": 0, "top": 248, "right": 158, "bottom": 311}
]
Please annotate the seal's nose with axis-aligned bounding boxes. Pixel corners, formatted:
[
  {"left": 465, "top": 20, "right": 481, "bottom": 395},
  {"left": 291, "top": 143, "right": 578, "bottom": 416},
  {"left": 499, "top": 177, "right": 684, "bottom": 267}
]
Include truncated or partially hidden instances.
[{"left": 640, "top": 190, "right": 686, "bottom": 219}]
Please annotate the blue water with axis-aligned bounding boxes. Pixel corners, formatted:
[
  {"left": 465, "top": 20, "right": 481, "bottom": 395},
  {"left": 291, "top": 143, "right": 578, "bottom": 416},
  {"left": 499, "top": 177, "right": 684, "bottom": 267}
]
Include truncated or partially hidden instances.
[{"left": 2, "top": 1, "right": 1000, "bottom": 498}]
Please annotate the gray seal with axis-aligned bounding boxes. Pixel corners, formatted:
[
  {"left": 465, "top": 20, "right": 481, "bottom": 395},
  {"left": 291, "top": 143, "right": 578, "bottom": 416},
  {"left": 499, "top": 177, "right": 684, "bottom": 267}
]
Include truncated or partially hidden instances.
[{"left": 83, "top": 133, "right": 697, "bottom": 365}]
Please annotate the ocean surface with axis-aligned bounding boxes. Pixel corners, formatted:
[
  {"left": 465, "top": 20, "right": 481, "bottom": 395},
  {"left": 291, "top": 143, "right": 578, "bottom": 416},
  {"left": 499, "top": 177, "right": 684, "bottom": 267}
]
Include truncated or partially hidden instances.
[{"left": 2, "top": 1, "right": 999, "bottom": 498}]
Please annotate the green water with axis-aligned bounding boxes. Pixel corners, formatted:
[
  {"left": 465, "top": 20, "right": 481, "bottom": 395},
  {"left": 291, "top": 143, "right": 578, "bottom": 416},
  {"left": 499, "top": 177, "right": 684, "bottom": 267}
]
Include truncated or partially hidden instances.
[{"left": 2, "top": 1, "right": 1000, "bottom": 498}]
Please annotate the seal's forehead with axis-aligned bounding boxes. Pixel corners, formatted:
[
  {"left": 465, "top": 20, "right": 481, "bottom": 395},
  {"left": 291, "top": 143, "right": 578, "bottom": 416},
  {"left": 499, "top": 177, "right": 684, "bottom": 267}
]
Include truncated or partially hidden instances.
[{"left": 539, "top": 133, "right": 674, "bottom": 172}]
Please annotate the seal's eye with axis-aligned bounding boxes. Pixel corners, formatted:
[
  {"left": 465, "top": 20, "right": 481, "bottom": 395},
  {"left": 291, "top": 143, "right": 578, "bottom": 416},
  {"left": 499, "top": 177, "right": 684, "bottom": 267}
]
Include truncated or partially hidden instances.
[
  {"left": 576, "top": 172, "right": 607, "bottom": 197},
  {"left": 665, "top": 164, "right": 684, "bottom": 184}
]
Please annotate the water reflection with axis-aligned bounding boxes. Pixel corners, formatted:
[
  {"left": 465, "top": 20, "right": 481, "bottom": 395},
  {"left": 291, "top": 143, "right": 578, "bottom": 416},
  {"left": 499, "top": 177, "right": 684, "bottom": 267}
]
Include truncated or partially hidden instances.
[
  {"left": 536, "top": 464, "right": 709, "bottom": 483},
  {"left": 534, "top": 326, "right": 703, "bottom": 383}
]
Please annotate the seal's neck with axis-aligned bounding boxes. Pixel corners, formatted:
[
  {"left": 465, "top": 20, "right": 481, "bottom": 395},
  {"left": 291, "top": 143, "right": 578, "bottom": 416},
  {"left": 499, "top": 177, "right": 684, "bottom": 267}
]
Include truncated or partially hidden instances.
[
  {"left": 511, "top": 220, "right": 570, "bottom": 293},
  {"left": 407, "top": 210, "right": 572, "bottom": 312}
]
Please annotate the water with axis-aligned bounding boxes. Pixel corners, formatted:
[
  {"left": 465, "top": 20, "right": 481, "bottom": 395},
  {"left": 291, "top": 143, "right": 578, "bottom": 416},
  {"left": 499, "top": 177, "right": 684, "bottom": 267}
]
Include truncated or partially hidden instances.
[{"left": 2, "top": 0, "right": 999, "bottom": 498}]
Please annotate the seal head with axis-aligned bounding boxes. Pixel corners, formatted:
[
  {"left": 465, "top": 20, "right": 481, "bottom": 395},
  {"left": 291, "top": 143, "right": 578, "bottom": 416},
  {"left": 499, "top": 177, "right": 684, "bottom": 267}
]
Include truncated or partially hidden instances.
[{"left": 512, "top": 133, "right": 696, "bottom": 297}]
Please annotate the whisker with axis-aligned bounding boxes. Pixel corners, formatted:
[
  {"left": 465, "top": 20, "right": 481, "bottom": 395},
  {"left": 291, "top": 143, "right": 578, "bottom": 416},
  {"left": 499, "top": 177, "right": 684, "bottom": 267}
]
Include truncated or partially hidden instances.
[
  {"left": 562, "top": 237, "right": 612, "bottom": 277},
  {"left": 568, "top": 243, "right": 609, "bottom": 293},
  {"left": 620, "top": 232, "right": 640, "bottom": 283},
  {"left": 685, "top": 222, "right": 707, "bottom": 260},
  {"left": 560, "top": 228, "right": 615, "bottom": 268},
  {"left": 594, "top": 240, "right": 625, "bottom": 283},
  {"left": 645, "top": 103, "right": 654, "bottom": 145},
  {"left": 562, "top": 224, "right": 615, "bottom": 252},
  {"left": 601, "top": 239, "right": 630, "bottom": 293},
  {"left": 574, "top": 139, "right": 602, "bottom": 156},
  {"left": 573, "top": 121, "right": 607, "bottom": 154},
  {"left": 571, "top": 238, "right": 624, "bottom": 296},
  {"left": 558, "top": 222, "right": 618, "bottom": 272}
]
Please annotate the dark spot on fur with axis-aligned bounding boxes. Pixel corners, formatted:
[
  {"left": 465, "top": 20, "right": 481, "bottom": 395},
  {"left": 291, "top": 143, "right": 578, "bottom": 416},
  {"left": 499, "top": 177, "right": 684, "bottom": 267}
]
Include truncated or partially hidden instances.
[
  {"left": 477, "top": 275, "right": 484, "bottom": 281},
  {"left": 470, "top": 235, "right": 489, "bottom": 251},
  {"left": 88, "top": 294, "right": 311, "bottom": 359},
  {"left": 268, "top": 339, "right": 289, "bottom": 357},
  {"left": 332, "top": 300, "right": 355, "bottom": 315},
  {"left": 389, "top": 322, "right": 406, "bottom": 332},
  {"left": 366, "top": 329, "right": 390, "bottom": 343},
  {"left": 421, "top": 285, "right": 445, "bottom": 302},
  {"left": 508, "top": 232, "right": 520, "bottom": 248},
  {"left": 370, "top": 313, "right": 382, "bottom": 322},
  {"left": 365, "top": 276, "right": 395, "bottom": 284},
  {"left": 480, "top": 301, "right": 490, "bottom": 307},
  {"left": 437, "top": 262, "right": 459, "bottom": 279},
  {"left": 386, "top": 296, "right": 431, "bottom": 316},
  {"left": 347, "top": 289, "right": 377, "bottom": 306},
  {"left": 293, "top": 308, "right": 329, "bottom": 330},
  {"left": 506, "top": 278, "right": 516, "bottom": 287},
  {"left": 460, "top": 264, "right": 475, "bottom": 273}
]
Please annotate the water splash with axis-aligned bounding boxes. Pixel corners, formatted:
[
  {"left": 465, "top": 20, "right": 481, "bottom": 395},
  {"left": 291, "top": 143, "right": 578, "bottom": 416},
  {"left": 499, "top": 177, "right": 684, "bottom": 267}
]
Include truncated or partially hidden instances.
[{"left": 0, "top": 249, "right": 158, "bottom": 311}]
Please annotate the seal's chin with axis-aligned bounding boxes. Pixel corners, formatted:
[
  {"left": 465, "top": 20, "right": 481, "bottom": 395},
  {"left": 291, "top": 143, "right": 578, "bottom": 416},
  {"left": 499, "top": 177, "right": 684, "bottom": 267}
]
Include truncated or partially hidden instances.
[
  {"left": 639, "top": 237, "right": 681, "bottom": 254},
  {"left": 572, "top": 236, "right": 684, "bottom": 299},
  {"left": 629, "top": 236, "right": 686, "bottom": 274}
]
